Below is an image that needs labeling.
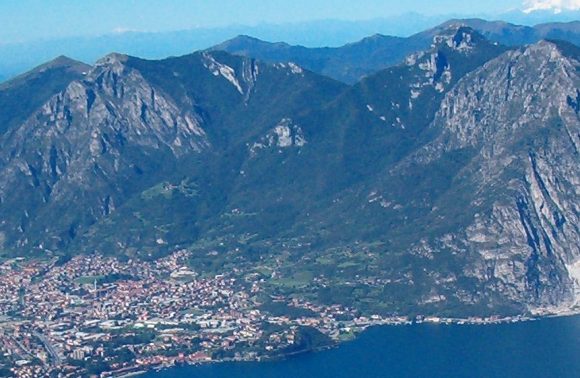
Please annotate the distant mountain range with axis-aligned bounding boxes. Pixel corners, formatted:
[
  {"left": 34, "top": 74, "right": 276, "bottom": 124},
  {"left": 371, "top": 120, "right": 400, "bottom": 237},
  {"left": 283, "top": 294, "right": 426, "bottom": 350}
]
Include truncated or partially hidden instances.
[
  {"left": 0, "top": 21, "right": 579, "bottom": 318},
  {"left": 1, "top": 14, "right": 579, "bottom": 83},
  {"left": 212, "top": 19, "right": 580, "bottom": 83}
]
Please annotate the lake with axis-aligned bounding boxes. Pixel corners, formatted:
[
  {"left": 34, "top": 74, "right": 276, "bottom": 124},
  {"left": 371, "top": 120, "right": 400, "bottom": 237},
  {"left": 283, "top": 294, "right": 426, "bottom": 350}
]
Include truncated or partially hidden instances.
[{"left": 144, "top": 315, "right": 580, "bottom": 378}]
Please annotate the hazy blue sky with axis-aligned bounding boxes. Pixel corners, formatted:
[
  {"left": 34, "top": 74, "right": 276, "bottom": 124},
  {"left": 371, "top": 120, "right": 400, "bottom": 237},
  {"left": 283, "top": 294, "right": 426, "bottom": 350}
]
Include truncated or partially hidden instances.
[{"left": 0, "top": 0, "right": 558, "bottom": 43}]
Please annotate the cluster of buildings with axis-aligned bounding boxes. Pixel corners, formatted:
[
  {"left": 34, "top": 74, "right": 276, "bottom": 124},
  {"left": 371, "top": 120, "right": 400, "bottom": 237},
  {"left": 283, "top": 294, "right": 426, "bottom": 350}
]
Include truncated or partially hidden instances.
[
  {"left": 0, "top": 250, "right": 540, "bottom": 377},
  {"left": 0, "top": 252, "right": 389, "bottom": 377}
]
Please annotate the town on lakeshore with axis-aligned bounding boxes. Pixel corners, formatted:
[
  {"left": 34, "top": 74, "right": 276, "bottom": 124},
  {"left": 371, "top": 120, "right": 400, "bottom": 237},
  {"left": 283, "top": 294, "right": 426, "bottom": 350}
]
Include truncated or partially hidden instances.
[{"left": 0, "top": 251, "right": 539, "bottom": 378}]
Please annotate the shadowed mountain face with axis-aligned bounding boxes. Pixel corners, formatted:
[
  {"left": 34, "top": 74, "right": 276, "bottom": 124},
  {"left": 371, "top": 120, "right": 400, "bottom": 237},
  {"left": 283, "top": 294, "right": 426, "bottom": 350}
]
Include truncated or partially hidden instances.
[
  {"left": 0, "top": 25, "right": 579, "bottom": 317},
  {"left": 212, "top": 19, "right": 580, "bottom": 84},
  {"left": 0, "top": 56, "right": 91, "bottom": 136}
]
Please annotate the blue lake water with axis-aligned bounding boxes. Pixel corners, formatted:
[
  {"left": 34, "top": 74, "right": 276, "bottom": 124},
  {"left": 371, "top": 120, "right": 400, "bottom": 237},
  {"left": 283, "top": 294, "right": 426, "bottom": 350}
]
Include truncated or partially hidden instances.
[{"left": 145, "top": 315, "right": 580, "bottom": 378}]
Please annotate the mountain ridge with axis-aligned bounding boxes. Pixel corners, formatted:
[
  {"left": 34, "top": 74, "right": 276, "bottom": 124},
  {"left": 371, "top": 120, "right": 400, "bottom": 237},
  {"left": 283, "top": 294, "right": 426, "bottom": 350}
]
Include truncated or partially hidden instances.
[
  {"left": 0, "top": 55, "right": 90, "bottom": 136},
  {"left": 0, "top": 24, "right": 578, "bottom": 317},
  {"left": 211, "top": 19, "right": 580, "bottom": 83}
]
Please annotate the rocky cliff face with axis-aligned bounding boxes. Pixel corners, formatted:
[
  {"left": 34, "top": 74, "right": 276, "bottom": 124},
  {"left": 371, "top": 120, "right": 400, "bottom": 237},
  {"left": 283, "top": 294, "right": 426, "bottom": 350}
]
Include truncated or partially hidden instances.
[
  {"left": 0, "top": 53, "right": 209, "bottom": 252},
  {"left": 0, "top": 56, "right": 90, "bottom": 136},
  {"left": 398, "top": 40, "right": 580, "bottom": 309},
  {"left": 273, "top": 34, "right": 580, "bottom": 314}
]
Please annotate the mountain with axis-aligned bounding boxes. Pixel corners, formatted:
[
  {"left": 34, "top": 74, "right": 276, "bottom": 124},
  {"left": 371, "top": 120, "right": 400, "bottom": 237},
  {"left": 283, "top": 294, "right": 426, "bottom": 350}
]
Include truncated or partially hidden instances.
[
  {"left": 406, "top": 39, "right": 580, "bottom": 308},
  {"left": 0, "top": 56, "right": 90, "bottom": 136},
  {"left": 212, "top": 19, "right": 580, "bottom": 84},
  {"left": 426, "top": 19, "right": 580, "bottom": 46},
  {"left": 200, "top": 27, "right": 526, "bottom": 315},
  {"left": 210, "top": 34, "right": 427, "bottom": 84},
  {"left": 0, "top": 15, "right": 452, "bottom": 85},
  {"left": 0, "top": 50, "right": 345, "bottom": 256},
  {"left": 2, "top": 15, "right": 579, "bottom": 86},
  {"left": 297, "top": 38, "right": 580, "bottom": 313},
  {"left": 0, "top": 25, "right": 578, "bottom": 318}
]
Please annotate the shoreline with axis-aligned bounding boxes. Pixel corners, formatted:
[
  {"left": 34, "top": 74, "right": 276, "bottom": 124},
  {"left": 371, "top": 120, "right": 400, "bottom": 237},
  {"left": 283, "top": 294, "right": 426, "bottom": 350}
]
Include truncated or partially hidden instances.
[{"left": 111, "top": 310, "right": 580, "bottom": 377}]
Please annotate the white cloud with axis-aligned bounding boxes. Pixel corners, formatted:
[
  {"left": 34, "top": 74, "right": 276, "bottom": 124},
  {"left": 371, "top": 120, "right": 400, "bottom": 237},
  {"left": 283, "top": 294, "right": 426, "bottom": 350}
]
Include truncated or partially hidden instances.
[
  {"left": 523, "top": 0, "right": 580, "bottom": 13},
  {"left": 112, "top": 27, "right": 140, "bottom": 34}
]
